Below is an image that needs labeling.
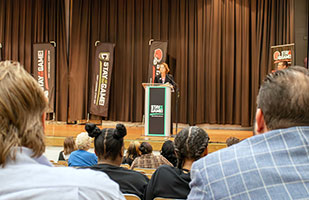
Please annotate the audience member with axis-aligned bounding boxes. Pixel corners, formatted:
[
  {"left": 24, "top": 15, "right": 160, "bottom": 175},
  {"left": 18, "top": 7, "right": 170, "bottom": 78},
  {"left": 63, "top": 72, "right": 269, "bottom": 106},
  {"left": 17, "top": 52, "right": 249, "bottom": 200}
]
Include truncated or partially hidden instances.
[
  {"left": 0, "top": 61, "right": 124, "bottom": 199},
  {"left": 86, "top": 123, "right": 149, "bottom": 199},
  {"left": 160, "top": 140, "right": 177, "bottom": 167},
  {"left": 58, "top": 136, "right": 77, "bottom": 161},
  {"left": 122, "top": 141, "right": 141, "bottom": 166},
  {"left": 145, "top": 127, "right": 209, "bottom": 200},
  {"left": 68, "top": 132, "right": 97, "bottom": 167},
  {"left": 131, "top": 142, "right": 172, "bottom": 169},
  {"left": 188, "top": 66, "right": 309, "bottom": 199},
  {"left": 225, "top": 136, "right": 240, "bottom": 147}
]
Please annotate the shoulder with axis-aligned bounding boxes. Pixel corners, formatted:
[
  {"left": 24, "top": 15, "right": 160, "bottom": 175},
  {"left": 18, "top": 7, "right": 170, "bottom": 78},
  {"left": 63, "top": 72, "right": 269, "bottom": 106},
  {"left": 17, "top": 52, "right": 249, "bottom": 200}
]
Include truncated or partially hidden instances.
[
  {"left": 157, "top": 155, "right": 173, "bottom": 166},
  {"left": 121, "top": 167, "right": 149, "bottom": 180},
  {"left": 56, "top": 167, "right": 124, "bottom": 199},
  {"left": 3, "top": 163, "right": 124, "bottom": 199},
  {"left": 154, "top": 165, "right": 176, "bottom": 175},
  {"left": 70, "top": 150, "right": 78, "bottom": 155}
]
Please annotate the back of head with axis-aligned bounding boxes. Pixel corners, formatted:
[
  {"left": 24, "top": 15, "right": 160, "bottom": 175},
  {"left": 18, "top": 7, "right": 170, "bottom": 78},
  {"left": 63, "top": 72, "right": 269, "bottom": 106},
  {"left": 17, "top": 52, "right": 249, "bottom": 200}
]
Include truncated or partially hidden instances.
[
  {"left": 226, "top": 137, "right": 240, "bottom": 147},
  {"left": 75, "top": 132, "right": 92, "bottom": 150},
  {"left": 0, "top": 61, "right": 47, "bottom": 166},
  {"left": 174, "top": 126, "right": 210, "bottom": 169},
  {"left": 257, "top": 66, "right": 309, "bottom": 130},
  {"left": 86, "top": 123, "right": 127, "bottom": 161},
  {"left": 160, "top": 140, "right": 177, "bottom": 166},
  {"left": 139, "top": 142, "right": 153, "bottom": 155},
  {"left": 126, "top": 141, "right": 141, "bottom": 159},
  {"left": 63, "top": 136, "right": 77, "bottom": 155}
]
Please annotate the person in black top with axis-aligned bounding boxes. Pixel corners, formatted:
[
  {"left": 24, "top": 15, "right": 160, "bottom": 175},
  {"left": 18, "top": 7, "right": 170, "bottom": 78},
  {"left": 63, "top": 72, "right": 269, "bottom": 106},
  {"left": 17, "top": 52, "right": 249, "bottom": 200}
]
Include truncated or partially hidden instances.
[
  {"left": 58, "top": 136, "right": 77, "bottom": 161},
  {"left": 160, "top": 140, "right": 177, "bottom": 167},
  {"left": 154, "top": 63, "right": 175, "bottom": 87},
  {"left": 85, "top": 123, "right": 149, "bottom": 199},
  {"left": 145, "top": 126, "right": 210, "bottom": 200},
  {"left": 122, "top": 141, "right": 141, "bottom": 166}
]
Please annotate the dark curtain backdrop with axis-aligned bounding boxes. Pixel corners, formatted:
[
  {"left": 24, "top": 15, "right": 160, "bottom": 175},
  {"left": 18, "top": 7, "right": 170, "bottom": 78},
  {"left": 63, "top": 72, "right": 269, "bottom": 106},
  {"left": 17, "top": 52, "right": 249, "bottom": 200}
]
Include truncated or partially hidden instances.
[
  {"left": 0, "top": 0, "right": 68, "bottom": 121},
  {"left": 0, "top": 0, "right": 293, "bottom": 126},
  {"left": 69, "top": 0, "right": 294, "bottom": 126}
]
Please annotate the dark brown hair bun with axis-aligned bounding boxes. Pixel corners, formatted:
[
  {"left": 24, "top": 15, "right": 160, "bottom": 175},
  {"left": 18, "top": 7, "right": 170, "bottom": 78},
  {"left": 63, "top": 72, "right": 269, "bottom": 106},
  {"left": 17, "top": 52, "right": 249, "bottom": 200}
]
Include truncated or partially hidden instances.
[
  {"left": 113, "top": 124, "right": 127, "bottom": 140},
  {"left": 85, "top": 123, "right": 101, "bottom": 138}
]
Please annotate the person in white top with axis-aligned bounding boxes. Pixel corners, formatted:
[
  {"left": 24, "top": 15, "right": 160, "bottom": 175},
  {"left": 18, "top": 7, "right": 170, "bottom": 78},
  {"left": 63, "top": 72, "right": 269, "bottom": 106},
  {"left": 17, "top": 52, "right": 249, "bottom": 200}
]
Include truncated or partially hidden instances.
[{"left": 0, "top": 61, "right": 125, "bottom": 200}]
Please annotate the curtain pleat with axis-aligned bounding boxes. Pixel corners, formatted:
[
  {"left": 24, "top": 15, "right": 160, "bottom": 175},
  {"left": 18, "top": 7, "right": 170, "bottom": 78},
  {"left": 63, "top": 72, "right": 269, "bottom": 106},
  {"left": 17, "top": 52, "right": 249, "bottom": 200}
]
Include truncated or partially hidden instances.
[
  {"left": 0, "top": 0, "right": 68, "bottom": 121},
  {"left": 0, "top": 0, "right": 294, "bottom": 126}
]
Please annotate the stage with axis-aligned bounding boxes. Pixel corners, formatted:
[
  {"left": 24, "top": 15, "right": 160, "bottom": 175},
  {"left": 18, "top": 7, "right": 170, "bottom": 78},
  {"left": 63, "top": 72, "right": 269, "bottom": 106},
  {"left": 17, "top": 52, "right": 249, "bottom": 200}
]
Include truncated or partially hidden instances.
[{"left": 45, "top": 121, "right": 253, "bottom": 153}]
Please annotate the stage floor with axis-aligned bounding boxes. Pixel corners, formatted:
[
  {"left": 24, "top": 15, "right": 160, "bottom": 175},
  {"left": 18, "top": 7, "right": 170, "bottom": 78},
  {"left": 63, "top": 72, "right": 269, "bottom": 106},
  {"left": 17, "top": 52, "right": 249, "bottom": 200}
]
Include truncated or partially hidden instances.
[{"left": 45, "top": 122, "right": 253, "bottom": 153}]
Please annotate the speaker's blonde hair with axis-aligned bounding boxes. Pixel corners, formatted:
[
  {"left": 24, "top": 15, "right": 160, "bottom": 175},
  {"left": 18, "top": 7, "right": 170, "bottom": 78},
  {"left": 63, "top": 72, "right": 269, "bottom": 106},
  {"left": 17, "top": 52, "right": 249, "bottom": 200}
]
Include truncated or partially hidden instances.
[{"left": 0, "top": 61, "right": 47, "bottom": 166}]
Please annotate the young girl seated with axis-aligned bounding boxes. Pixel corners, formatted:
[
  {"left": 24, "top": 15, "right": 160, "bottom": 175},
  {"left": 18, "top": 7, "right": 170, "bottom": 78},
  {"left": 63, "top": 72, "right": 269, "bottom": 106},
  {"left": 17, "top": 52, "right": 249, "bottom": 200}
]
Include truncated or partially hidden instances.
[
  {"left": 145, "top": 126, "right": 210, "bottom": 200},
  {"left": 86, "top": 123, "right": 149, "bottom": 199}
]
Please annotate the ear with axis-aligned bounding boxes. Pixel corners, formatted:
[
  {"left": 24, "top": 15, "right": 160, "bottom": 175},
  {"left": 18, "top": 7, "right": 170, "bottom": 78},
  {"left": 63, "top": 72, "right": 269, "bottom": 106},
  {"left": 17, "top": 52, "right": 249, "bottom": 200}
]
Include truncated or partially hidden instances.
[
  {"left": 201, "top": 147, "right": 208, "bottom": 158},
  {"left": 120, "top": 146, "right": 124, "bottom": 157},
  {"left": 255, "top": 109, "right": 268, "bottom": 134}
]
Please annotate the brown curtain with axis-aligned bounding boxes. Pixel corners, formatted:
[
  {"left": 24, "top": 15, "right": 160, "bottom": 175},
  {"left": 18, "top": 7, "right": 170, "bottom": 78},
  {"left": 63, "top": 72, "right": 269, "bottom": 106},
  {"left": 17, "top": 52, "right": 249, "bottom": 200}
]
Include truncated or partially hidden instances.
[
  {"left": 0, "top": 0, "right": 68, "bottom": 121},
  {"left": 69, "top": 0, "right": 294, "bottom": 126}
]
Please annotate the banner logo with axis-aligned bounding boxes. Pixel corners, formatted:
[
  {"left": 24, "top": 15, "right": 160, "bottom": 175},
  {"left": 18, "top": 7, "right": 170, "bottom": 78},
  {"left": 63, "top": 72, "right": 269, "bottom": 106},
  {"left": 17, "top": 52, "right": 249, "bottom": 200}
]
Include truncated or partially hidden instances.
[
  {"left": 273, "top": 50, "right": 292, "bottom": 61},
  {"left": 153, "top": 49, "right": 163, "bottom": 65},
  {"left": 150, "top": 105, "right": 164, "bottom": 116},
  {"left": 99, "top": 52, "right": 110, "bottom": 61}
]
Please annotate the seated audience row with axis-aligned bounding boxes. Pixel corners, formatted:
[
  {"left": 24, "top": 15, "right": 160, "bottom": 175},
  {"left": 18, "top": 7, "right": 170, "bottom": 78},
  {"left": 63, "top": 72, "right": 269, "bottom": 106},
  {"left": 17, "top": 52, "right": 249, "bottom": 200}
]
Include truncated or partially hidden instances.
[
  {"left": 3, "top": 60, "right": 308, "bottom": 200},
  {"left": 0, "top": 61, "right": 124, "bottom": 199}
]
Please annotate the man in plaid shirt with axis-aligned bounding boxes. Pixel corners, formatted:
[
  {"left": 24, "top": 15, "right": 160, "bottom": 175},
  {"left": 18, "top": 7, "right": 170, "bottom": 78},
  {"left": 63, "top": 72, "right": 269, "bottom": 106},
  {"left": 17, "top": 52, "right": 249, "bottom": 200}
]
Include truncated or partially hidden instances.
[{"left": 188, "top": 66, "right": 309, "bottom": 200}]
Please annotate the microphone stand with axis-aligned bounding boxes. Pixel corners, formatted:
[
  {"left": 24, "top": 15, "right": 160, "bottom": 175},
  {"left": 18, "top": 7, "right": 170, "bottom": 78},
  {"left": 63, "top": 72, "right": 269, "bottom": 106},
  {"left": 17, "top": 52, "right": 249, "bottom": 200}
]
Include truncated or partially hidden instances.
[{"left": 167, "top": 74, "right": 180, "bottom": 136}]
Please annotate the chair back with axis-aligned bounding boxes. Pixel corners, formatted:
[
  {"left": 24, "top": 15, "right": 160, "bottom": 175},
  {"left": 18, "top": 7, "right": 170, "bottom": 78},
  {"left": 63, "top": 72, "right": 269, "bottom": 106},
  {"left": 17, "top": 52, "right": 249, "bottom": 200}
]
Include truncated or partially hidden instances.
[
  {"left": 133, "top": 168, "right": 156, "bottom": 179},
  {"left": 57, "top": 160, "right": 68, "bottom": 166},
  {"left": 124, "top": 194, "right": 141, "bottom": 200},
  {"left": 121, "top": 164, "right": 130, "bottom": 169}
]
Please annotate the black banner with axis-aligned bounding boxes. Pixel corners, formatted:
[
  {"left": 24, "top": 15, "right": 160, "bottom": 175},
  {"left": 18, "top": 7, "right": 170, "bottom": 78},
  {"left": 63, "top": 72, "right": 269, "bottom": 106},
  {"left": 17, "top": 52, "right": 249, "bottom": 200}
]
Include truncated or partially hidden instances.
[
  {"left": 89, "top": 43, "right": 115, "bottom": 117},
  {"left": 149, "top": 88, "right": 165, "bottom": 135},
  {"left": 148, "top": 41, "right": 168, "bottom": 83},
  {"left": 271, "top": 44, "right": 294, "bottom": 70},
  {"left": 33, "top": 43, "right": 56, "bottom": 113}
]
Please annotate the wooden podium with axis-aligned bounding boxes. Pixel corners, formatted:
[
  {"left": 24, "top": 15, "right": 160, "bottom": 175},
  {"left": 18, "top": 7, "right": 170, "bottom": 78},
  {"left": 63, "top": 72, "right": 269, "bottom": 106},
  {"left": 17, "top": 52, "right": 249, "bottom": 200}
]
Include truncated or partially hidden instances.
[{"left": 142, "top": 83, "right": 173, "bottom": 137}]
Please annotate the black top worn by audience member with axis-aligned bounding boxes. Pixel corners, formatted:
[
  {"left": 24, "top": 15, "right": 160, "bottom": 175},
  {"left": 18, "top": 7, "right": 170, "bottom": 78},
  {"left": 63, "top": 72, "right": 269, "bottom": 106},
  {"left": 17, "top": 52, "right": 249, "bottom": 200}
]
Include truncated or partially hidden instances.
[
  {"left": 154, "top": 74, "right": 175, "bottom": 87},
  {"left": 145, "top": 165, "right": 190, "bottom": 200},
  {"left": 122, "top": 157, "right": 134, "bottom": 166},
  {"left": 89, "top": 164, "right": 149, "bottom": 199},
  {"left": 58, "top": 151, "right": 65, "bottom": 161}
]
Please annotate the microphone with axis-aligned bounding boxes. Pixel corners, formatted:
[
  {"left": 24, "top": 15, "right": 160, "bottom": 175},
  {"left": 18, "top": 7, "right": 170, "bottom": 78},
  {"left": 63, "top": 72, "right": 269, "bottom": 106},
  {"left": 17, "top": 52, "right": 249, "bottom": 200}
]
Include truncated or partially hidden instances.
[{"left": 166, "top": 74, "right": 178, "bottom": 89}]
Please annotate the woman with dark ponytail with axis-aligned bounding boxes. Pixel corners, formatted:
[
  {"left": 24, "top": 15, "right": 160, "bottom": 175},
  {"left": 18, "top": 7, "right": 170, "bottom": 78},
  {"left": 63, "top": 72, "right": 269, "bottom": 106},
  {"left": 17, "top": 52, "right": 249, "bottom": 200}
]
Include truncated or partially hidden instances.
[
  {"left": 145, "top": 126, "right": 210, "bottom": 200},
  {"left": 85, "top": 123, "right": 149, "bottom": 199}
]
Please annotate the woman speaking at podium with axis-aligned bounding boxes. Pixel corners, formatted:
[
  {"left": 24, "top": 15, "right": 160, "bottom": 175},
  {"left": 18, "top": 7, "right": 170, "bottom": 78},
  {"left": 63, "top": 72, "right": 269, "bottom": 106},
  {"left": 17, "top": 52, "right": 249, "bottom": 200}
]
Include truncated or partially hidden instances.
[
  {"left": 154, "top": 62, "right": 176, "bottom": 136},
  {"left": 154, "top": 63, "right": 175, "bottom": 87}
]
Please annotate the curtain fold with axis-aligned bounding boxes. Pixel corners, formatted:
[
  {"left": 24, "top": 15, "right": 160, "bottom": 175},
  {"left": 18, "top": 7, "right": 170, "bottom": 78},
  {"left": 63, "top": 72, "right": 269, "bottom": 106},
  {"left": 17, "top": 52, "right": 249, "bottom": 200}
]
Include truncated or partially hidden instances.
[
  {"left": 68, "top": 0, "right": 294, "bottom": 126},
  {"left": 0, "top": 0, "right": 68, "bottom": 121},
  {"left": 0, "top": 0, "right": 294, "bottom": 126}
]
